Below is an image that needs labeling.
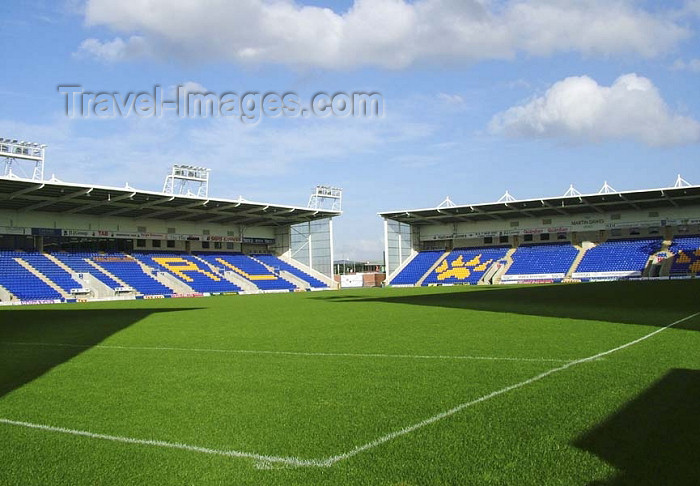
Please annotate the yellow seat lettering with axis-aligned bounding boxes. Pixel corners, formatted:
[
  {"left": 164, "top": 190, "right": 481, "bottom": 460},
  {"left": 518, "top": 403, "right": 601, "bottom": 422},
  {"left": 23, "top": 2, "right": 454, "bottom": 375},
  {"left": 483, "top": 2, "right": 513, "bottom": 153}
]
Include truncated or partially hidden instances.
[{"left": 153, "top": 257, "right": 220, "bottom": 282}]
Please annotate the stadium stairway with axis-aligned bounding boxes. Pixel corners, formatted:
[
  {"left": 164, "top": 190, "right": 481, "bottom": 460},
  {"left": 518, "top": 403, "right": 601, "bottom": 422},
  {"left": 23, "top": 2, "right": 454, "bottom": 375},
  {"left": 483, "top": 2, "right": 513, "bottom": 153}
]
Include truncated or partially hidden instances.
[
  {"left": 251, "top": 255, "right": 314, "bottom": 290},
  {"left": 152, "top": 269, "right": 195, "bottom": 294},
  {"left": 0, "top": 255, "right": 63, "bottom": 301},
  {"left": 644, "top": 244, "right": 675, "bottom": 278},
  {"left": 503, "top": 243, "right": 579, "bottom": 283},
  {"left": 655, "top": 239, "right": 675, "bottom": 277},
  {"left": 191, "top": 255, "right": 260, "bottom": 293},
  {"left": 199, "top": 253, "right": 297, "bottom": 292},
  {"left": 565, "top": 245, "right": 588, "bottom": 279},
  {"left": 14, "top": 257, "right": 72, "bottom": 300},
  {"left": 252, "top": 254, "right": 335, "bottom": 289},
  {"left": 46, "top": 253, "right": 82, "bottom": 277},
  {"left": 128, "top": 255, "right": 189, "bottom": 294},
  {"left": 274, "top": 268, "right": 312, "bottom": 290},
  {"left": 573, "top": 238, "right": 662, "bottom": 280},
  {"left": 252, "top": 260, "right": 311, "bottom": 290},
  {"left": 658, "top": 257, "right": 674, "bottom": 277},
  {"left": 83, "top": 259, "right": 133, "bottom": 291},
  {"left": 489, "top": 248, "right": 517, "bottom": 284},
  {"left": 0, "top": 285, "right": 12, "bottom": 301},
  {"left": 387, "top": 250, "right": 444, "bottom": 286},
  {"left": 91, "top": 255, "right": 176, "bottom": 296},
  {"left": 416, "top": 251, "right": 450, "bottom": 286},
  {"left": 0, "top": 283, "right": 14, "bottom": 301},
  {"left": 384, "top": 250, "right": 418, "bottom": 284},
  {"left": 20, "top": 254, "right": 86, "bottom": 298},
  {"left": 43, "top": 254, "right": 112, "bottom": 298},
  {"left": 274, "top": 255, "right": 338, "bottom": 289},
  {"left": 134, "top": 253, "right": 242, "bottom": 294}
]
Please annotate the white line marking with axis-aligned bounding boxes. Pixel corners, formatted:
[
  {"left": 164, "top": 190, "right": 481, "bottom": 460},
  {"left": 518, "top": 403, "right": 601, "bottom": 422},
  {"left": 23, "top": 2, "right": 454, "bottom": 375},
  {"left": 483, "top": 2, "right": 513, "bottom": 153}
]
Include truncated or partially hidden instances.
[
  {"left": 318, "top": 311, "right": 699, "bottom": 466},
  {"left": 0, "top": 341, "right": 571, "bottom": 363},
  {"left": 0, "top": 418, "right": 323, "bottom": 468},
  {"left": 1, "top": 312, "right": 696, "bottom": 468}
]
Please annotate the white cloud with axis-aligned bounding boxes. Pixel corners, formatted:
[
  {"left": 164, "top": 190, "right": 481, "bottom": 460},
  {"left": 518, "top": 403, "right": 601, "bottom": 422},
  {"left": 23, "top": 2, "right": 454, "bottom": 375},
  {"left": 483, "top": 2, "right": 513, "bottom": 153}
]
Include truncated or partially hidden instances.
[
  {"left": 437, "top": 93, "right": 465, "bottom": 106},
  {"left": 75, "top": 36, "right": 148, "bottom": 62},
  {"left": 671, "top": 58, "right": 700, "bottom": 72},
  {"left": 77, "top": 0, "right": 690, "bottom": 68},
  {"left": 489, "top": 73, "right": 700, "bottom": 147},
  {"left": 165, "top": 81, "right": 207, "bottom": 99},
  {"left": 0, "top": 109, "right": 435, "bottom": 186},
  {"left": 184, "top": 116, "right": 436, "bottom": 177}
]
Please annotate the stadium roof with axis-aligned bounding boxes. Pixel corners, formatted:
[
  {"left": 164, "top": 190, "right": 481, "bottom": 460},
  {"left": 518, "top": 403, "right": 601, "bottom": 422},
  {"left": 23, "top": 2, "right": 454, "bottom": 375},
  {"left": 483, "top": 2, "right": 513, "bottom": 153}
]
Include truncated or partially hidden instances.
[
  {"left": 0, "top": 176, "right": 340, "bottom": 226},
  {"left": 379, "top": 184, "right": 700, "bottom": 224}
]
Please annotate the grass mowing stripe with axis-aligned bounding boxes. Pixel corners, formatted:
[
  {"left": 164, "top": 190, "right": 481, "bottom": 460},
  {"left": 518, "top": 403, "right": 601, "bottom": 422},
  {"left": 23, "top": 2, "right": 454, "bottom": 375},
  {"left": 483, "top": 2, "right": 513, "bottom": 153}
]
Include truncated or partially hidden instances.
[
  {"left": 0, "top": 341, "right": 572, "bottom": 363},
  {"left": 2, "top": 311, "right": 696, "bottom": 469}
]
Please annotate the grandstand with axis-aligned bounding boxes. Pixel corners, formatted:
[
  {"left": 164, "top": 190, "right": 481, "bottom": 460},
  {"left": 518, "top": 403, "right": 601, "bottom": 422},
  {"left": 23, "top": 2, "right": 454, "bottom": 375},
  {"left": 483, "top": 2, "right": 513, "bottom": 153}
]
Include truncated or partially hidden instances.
[
  {"left": 0, "top": 145, "right": 340, "bottom": 304},
  {"left": 381, "top": 178, "right": 700, "bottom": 286}
]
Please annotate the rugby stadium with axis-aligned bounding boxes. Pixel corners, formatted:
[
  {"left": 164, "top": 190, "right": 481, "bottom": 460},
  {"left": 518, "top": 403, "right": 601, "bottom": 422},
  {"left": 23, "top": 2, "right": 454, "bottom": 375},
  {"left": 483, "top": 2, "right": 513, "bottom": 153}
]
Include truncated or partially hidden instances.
[{"left": 1, "top": 141, "right": 699, "bottom": 485}]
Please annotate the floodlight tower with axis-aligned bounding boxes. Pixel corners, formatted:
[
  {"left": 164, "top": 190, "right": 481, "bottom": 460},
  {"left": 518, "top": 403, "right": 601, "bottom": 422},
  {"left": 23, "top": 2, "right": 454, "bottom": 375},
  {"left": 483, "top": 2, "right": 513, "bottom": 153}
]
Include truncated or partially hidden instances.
[
  {"left": 0, "top": 138, "right": 46, "bottom": 180},
  {"left": 162, "top": 164, "right": 211, "bottom": 197},
  {"left": 308, "top": 185, "right": 342, "bottom": 211}
]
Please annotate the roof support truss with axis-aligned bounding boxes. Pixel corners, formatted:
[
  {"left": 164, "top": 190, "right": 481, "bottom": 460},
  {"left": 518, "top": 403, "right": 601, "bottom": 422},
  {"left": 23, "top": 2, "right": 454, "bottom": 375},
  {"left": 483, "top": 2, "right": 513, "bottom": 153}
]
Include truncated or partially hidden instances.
[{"left": 20, "top": 188, "right": 93, "bottom": 212}]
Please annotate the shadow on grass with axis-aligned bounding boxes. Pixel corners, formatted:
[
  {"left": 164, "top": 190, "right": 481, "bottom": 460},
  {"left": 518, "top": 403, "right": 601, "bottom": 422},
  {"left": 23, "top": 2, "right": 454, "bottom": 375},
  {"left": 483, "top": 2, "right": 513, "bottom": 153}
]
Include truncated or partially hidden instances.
[
  {"left": 320, "top": 281, "right": 700, "bottom": 328},
  {"left": 0, "top": 307, "right": 200, "bottom": 399},
  {"left": 573, "top": 368, "right": 700, "bottom": 485}
]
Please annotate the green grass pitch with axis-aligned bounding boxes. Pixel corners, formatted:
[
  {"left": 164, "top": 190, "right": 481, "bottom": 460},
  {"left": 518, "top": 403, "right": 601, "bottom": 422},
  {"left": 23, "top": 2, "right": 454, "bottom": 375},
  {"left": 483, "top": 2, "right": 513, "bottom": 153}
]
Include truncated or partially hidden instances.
[{"left": 1, "top": 281, "right": 699, "bottom": 485}]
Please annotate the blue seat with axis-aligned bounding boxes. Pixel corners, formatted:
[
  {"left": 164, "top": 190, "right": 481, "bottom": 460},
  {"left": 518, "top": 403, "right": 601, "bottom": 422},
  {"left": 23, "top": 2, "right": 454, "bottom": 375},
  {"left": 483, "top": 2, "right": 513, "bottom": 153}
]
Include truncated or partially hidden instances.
[
  {"left": 423, "top": 247, "right": 509, "bottom": 285},
  {"left": 253, "top": 254, "right": 329, "bottom": 288},
  {"left": 93, "top": 254, "right": 175, "bottom": 295},
  {"left": 669, "top": 235, "right": 700, "bottom": 274},
  {"left": 133, "top": 253, "right": 241, "bottom": 293},
  {"left": 52, "top": 252, "right": 123, "bottom": 289},
  {"left": 0, "top": 253, "right": 63, "bottom": 301},
  {"left": 390, "top": 251, "right": 444, "bottom": 285},
  {"left": 21, "top": 253, "right": 82, "bottom": 292},
  {"left": 197, "top": 253, "right": 295, "bottom": 291},
  {"left": 576, "top": 238, "right": 662, "bottom": 277},
  {"left": 505, "top": 243, "right": 578, "bottom": 281}
]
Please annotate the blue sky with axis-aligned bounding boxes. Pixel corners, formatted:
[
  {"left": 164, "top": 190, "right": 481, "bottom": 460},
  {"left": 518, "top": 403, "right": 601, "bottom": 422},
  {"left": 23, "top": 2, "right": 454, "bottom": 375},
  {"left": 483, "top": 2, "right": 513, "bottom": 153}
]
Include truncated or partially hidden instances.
[{"left": 2, "top": 0, "right": 700, "bottom": 260}]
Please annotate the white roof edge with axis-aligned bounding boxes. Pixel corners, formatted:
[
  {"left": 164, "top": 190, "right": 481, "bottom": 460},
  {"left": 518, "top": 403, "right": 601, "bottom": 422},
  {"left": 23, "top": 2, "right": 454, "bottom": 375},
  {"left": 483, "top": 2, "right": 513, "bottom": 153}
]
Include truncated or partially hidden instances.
[
  {"left": 378, "top": 184, "right": 700, "bottom": 216},
  {"left": 0, "top": 175, "right": 341, "bottom": 215}
]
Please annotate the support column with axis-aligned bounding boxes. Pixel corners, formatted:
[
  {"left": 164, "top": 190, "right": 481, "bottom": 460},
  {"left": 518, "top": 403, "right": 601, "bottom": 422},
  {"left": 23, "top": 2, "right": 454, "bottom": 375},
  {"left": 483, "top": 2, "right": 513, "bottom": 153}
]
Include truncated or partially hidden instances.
[
  {"left": 34, "top": 235, "right": 44, "bottom": 252},
  {"left": 664, "top": 226, "right": 674, "bottom": 240}
]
